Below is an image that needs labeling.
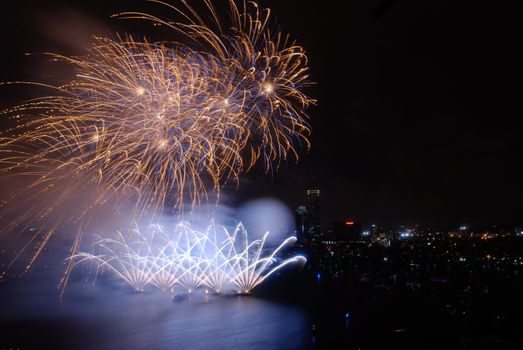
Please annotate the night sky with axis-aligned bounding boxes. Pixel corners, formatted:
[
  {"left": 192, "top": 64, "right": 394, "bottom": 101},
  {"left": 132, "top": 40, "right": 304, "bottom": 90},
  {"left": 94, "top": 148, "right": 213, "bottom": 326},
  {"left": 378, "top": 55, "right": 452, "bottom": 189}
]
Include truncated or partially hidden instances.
[{"left": 0, "top": 0, "right": 520, "bottom": 227}]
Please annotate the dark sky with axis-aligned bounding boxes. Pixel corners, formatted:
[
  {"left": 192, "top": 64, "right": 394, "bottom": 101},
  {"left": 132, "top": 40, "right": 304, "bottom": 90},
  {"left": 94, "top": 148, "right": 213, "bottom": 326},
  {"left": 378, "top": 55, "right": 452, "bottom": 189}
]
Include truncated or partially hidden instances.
[{"left": 0, "top": 0, "right": 521, "bottom": 227}]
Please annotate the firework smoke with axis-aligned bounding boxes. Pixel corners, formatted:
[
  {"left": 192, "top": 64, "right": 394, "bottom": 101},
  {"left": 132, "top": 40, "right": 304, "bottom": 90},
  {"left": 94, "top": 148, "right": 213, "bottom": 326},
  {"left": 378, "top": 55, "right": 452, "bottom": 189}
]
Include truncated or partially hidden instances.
[
  {"left": 72, "top": 222, "right": 306, "bottom": 294},
  {"left": 0, "top": 0, "right": 313, "bottom": 287}
]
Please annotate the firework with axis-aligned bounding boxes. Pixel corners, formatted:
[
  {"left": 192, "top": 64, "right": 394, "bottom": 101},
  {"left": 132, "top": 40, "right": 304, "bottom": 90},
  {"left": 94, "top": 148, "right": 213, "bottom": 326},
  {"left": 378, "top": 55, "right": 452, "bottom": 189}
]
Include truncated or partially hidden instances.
[
  {"left": 0, "top": 0, "right": 313, "bottom": 284},
  {"left": 72, "top": 222, "right": 306, "bottom": 294}
]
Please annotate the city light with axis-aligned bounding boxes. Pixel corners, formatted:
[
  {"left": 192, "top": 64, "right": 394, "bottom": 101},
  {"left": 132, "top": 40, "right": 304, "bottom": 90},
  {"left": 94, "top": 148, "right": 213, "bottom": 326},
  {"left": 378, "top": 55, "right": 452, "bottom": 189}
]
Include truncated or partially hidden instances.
[{"left": 400, "top": 230, "right": 413, "bottom": 238}]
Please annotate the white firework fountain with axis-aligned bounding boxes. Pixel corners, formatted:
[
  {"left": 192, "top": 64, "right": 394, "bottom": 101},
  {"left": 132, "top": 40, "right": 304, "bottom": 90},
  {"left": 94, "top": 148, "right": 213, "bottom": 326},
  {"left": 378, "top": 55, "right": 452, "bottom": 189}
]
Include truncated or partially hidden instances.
[{"left": 71, "top": 222, "right": 306, "bottom": 295}]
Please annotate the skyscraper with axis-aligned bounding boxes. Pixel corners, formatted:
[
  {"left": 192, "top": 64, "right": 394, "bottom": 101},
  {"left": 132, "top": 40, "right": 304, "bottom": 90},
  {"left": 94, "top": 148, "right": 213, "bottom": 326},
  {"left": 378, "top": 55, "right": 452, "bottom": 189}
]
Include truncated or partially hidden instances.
[
  {"left": 295, "top": 179, "right": 322, "bottom": 245},
  {"left": 306, "top": 188, "right": 321, "bottom": 238},
  {"left": 295, "top": 205, "right": 308, "bottom": 243}
]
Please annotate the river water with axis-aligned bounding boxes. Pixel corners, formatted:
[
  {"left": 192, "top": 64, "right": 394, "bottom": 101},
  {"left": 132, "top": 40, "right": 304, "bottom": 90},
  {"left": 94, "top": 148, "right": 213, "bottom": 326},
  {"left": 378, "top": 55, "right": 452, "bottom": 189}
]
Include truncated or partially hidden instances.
[{"left": 0, "top": 276, "right": 312, "bottom": 350}]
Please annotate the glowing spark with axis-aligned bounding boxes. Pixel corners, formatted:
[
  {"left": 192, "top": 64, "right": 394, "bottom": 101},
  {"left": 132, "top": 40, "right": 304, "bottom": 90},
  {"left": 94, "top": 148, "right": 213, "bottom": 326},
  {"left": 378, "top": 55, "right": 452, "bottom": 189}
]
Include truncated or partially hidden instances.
[
  {"left": 263, "top": 83, "right": 275, "bottom": 94},
  {"left": 0, "top": 0, "right": 315, "bottom": 289},
  {"left": 71, "top": 222, "right": 306, "bottom": 294}
]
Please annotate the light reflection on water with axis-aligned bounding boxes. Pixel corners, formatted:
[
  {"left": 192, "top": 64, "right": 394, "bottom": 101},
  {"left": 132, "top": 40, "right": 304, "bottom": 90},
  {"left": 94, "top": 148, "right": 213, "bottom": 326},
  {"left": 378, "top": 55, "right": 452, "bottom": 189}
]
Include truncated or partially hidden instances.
[{"left": 0, "top": 277, "right": 310, "bottom": 350}]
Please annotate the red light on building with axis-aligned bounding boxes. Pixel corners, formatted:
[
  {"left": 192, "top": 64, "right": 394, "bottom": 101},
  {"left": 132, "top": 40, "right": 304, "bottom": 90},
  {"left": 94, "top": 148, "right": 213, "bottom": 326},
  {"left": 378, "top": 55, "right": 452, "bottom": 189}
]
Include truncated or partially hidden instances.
[{"left": 345, "top": 221, "right": 355, "bottom": 226}]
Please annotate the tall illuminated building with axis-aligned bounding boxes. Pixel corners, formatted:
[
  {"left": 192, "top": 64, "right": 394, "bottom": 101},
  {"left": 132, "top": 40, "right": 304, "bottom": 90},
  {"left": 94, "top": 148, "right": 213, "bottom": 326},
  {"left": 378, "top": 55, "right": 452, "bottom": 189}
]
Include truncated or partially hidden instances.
[
  {"left": 296, "top": 205, "right": 308, "bottom": 243},
  {"left": 305, "top": 178, "right": 322, "bottom": 244},
  {"left": 295, "top": 181, "right": 322, "bottom": 244},
  {"left": 306, "top": 189, "right": 321, "bottom": 238}
]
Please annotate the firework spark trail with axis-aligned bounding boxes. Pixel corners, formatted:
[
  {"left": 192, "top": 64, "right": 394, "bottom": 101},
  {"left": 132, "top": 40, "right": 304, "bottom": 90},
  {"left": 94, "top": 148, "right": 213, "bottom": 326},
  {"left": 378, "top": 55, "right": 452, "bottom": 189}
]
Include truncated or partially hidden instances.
[
  {"left": 71, "top": 222, "right": 306, "bottom": 294},
  {"left": 0, "top": 0, "right": 314, "bottom": 283}
]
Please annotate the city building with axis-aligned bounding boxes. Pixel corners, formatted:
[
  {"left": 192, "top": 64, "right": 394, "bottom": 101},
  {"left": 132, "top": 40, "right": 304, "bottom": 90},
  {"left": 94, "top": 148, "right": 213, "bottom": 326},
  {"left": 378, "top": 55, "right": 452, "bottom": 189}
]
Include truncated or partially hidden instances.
[
  {"left": 332, "top": 220, "right": 362, "bottom": 242},
  {"left": 295, "top": 180, "right": 322, "bottom": 245}
]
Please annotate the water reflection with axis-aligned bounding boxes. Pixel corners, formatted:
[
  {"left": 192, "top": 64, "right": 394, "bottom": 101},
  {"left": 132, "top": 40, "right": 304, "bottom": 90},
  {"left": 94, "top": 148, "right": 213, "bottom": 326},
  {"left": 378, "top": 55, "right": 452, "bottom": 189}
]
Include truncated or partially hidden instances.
[{"left": 0, "top": 277, "right": 310, "bottom": 350}]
